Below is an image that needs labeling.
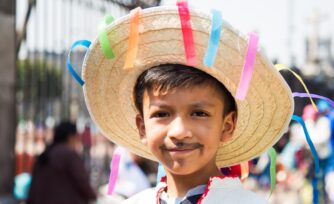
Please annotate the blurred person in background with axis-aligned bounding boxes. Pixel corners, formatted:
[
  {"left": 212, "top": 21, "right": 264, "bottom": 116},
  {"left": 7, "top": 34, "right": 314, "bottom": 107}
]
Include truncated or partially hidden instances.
[
  {"left": 327, "top": 106, "right": 334, "bottom": 203},
  {"left": 81, "top": 124, "right": 93, "bottom": 170},
  {"left": 97, "top": 147, "right": 154, "bottom": 204},
  {"left": 317, "top": 100, "right": 334, "bottom": 204},
  {"left": 314, "top": 100, "right": 333, "bottom": 204},
  {"left": 315, "top": 100, "right": 333, "bottom": 171},
  {"left": 27, "top": 121, "right": 96, "bottom": 204},
  {"left": 13, "top": 121, "right": 36, "bottom": 203}
]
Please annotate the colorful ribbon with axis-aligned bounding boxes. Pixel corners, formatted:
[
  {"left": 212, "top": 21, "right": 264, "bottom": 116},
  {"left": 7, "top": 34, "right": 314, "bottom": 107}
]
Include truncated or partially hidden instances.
[
  {"left": 66, "top": 40, "right": 91, "bottom": 86},
  {"left": 292, "top": 92, "right": 334, "bottom": 108},
  {"left": 177, "top": 1, "right": 196, "bottom": 66},
  {"left": 235, "top": 32, "right": 259, "bottom": 100},
  {"left": 98, "top": 15, "right": 115, "bottom": 59},
  {"left": 291, "top": 114, "right": 320, "bottom": 204},
  {"left": 107, "top": 147, "right": 122, "bottom": 195},
  {"left": 275, "top": 64, "right": 318, "bottom": 112},
  {"left": 267, "top": 147, "right": 277, "bottom": 197},
  {"left": 124, "top": 7, "right": 141, "bottom": 69},
  {"left": 203, "top": 9, "right": 222, "bottom": 67}
]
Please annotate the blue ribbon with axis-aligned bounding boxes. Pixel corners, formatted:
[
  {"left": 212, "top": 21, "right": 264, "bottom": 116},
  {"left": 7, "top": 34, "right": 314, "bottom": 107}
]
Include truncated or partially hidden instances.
[
  {"left": 204, "top": 9, "right": 223, "bottom": 67},
  {"left": 66, "top": 40, "right": 91, "bottom": 86},
  {"left": 312, "top": 177, "right": 319, "bottom": 204},
  {"left": 291, "top": 114, "right": 320, "bottom": 204}
]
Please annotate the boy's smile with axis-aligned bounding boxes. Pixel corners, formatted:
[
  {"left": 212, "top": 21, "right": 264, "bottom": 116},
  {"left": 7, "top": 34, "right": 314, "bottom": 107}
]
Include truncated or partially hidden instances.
[
  {"left": 136, "top": 84, "right": 236, "bottom": 176},
  {"left": 160, "top": 141, "right": 204, "bottom": 152}
]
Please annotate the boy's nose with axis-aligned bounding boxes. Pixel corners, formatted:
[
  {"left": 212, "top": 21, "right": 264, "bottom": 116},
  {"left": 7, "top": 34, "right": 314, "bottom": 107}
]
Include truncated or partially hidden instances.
[{"left": 167, "top": 116, "right": 192, "bottom": 140}]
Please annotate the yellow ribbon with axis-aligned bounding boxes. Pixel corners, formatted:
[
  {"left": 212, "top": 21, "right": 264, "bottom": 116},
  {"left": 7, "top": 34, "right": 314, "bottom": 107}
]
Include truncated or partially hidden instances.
[{"left": 275, "top": 64, "right": 318, "bottom": 112}]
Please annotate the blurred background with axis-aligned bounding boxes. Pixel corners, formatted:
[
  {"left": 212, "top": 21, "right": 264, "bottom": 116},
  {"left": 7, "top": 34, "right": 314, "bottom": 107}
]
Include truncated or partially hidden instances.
[{"left": 1, "top": 0, "right": 334, "bottom": 203}]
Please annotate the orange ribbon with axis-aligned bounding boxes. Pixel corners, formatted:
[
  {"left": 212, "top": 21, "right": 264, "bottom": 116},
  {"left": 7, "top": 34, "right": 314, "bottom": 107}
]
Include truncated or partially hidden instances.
[
  {"left": 240, "top": 161, "right": 249, "bottom": 181},
  {"left": 124, "top": 7, "right": 141, "bottom": 69}
]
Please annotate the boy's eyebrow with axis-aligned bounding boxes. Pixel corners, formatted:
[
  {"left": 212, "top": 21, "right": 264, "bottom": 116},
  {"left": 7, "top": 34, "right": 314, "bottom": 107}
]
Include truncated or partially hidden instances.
[
  {"left": 149, "top": 101, "right": 216, "bottom": 109},
  {"left": 148, "top": 103, "right": 171, "bottom": 109},
  {"left": 190, "top": 102, "right": 216, "bottom": 108}
]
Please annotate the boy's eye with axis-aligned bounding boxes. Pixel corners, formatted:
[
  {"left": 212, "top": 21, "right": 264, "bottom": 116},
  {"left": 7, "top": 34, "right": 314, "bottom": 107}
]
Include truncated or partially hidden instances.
[
  {"left": 152, "top": 111, "right": 170, "bottom": 118},
  {"left": 191, "top": 111, "right": 209, "bottom": 117}
]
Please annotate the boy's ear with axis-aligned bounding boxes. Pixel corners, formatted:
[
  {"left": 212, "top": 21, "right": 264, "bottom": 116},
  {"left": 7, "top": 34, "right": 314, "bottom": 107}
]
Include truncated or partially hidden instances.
[
  {"left": 220, "top": 111, "right": 237, "bottom": 143},
  {"left": 135, "top": 114, "right": 147, "bottom": 145}
]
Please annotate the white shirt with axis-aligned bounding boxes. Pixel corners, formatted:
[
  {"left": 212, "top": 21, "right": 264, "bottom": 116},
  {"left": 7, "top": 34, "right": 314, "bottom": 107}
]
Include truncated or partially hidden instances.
[{"left": 123, "top": 176, "right": 268, "bottom": 204}]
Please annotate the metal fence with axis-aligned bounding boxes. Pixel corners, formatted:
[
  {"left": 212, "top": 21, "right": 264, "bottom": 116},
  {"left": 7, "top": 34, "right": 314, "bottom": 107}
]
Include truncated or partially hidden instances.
[{"left": 16, "top": 0, "right": 160, "bottom": 124}]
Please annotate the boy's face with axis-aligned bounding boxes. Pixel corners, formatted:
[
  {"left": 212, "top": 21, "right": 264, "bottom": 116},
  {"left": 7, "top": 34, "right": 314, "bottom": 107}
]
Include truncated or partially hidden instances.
[{"left": 136, "top": 84, "right": 236, "bottom": 175}]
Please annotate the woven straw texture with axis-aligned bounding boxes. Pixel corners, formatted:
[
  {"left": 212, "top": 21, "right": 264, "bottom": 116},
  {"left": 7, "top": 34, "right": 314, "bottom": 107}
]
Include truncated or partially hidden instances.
[{"left": 82, "top": 6, "right": 294, "bottom": 167}]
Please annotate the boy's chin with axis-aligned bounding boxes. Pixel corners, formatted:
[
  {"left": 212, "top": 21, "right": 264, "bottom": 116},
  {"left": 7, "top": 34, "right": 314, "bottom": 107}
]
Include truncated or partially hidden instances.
[
  {"left": 162, "top": 158, "right": 219, "bottom": 177},
  {"left": 164, "top": 163, "right": 204, "bottom": 176}
]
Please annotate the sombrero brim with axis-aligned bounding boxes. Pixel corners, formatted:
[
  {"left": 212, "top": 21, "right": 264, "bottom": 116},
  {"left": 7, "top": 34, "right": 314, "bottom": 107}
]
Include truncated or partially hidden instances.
[{"left": 83, "top": 6, "right": 294, "bottom": 167}]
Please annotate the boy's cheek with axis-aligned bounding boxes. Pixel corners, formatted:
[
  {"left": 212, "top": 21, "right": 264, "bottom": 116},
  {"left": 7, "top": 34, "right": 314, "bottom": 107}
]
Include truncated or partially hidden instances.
[{"left": 144, "top": 132, "right": 162, "bottom": 148}]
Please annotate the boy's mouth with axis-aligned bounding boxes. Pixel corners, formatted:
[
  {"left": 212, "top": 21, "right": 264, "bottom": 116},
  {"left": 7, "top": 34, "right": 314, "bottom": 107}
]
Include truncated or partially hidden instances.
[{"left": 160, "top": 142, "right": 203, "bottom": 151}]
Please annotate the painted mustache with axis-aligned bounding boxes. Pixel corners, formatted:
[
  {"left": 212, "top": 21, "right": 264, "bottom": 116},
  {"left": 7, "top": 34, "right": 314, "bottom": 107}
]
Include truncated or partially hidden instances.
[{"left": 160, "top": 142, "right": 203, "bottom": 151}]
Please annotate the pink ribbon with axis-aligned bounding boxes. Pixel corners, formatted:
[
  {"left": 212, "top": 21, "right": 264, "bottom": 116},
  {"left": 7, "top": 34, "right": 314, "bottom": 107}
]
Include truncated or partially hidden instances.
[
  {"left": 235, "top": 32, "right": 259, "bottom": 100},
  {"left": 177, "top": 1, "right": 196, "bottom": 66},
  {"left": 107, "top": 147, "right": 122, "bottom": 195}
]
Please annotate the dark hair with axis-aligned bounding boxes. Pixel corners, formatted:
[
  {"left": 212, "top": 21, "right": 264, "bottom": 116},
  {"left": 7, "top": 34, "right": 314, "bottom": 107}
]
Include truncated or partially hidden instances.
[
  {"left": 53, "top": 121, "right": 77, "bottom": 144},
  {"left": 134, "top": 64, "right": 236, "bottom": 116},
  {"left": 38, "top": 121, "right": 77, "bottom": 165}
]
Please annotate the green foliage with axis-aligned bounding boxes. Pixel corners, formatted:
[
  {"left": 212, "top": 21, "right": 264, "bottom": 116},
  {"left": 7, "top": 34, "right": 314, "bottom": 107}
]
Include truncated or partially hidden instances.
[
  {"left": 17, "top": 59, "right": 62, "bottom": 100},
  {"left": 16, "top": 59, "right": 63, "bottom": 121}
]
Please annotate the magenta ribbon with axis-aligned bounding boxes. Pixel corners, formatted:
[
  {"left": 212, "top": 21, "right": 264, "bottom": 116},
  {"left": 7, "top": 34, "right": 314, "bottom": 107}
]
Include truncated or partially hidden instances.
[
  {"left": 177, "top": 1, "right": 196, "bottom": 66},
  {"left": 235, "top": 32, "right": 259, "bottom": 100},
  {"left": 107, "top": 147, "right": 121, "bottom": 195}
]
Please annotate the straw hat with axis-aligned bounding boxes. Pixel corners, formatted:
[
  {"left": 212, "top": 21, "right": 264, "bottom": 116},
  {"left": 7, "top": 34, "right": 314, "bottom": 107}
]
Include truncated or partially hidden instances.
[{"left": 82, "top": 6, "right": 294, "bottom": 167}]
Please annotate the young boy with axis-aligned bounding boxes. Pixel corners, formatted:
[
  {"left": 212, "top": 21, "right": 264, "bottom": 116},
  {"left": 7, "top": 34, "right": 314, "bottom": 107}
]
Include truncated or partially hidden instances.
[
  {"left": 129, "top": 64, "right": 264, "bottom": 203},
  {"left": 81, "top": 5, "right": 293, "bottom": 204}
]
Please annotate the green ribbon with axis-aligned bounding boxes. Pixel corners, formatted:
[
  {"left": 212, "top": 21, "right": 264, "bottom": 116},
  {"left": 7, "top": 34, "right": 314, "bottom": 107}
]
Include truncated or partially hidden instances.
[
  {"left": 98, "top": 15, "right": 115, "bottom": 59},
  {"left": 268, "top": 147, "right": 277, "bottom": 197}
]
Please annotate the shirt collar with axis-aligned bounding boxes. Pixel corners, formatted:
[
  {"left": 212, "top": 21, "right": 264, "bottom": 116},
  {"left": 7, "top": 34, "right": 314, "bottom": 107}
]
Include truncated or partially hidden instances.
[
  {"left": 160, "top": 184, "right": 206, "bottom": 204},
  {"left": 155, "top": 175, "right": 239, "bottom": 204}
]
